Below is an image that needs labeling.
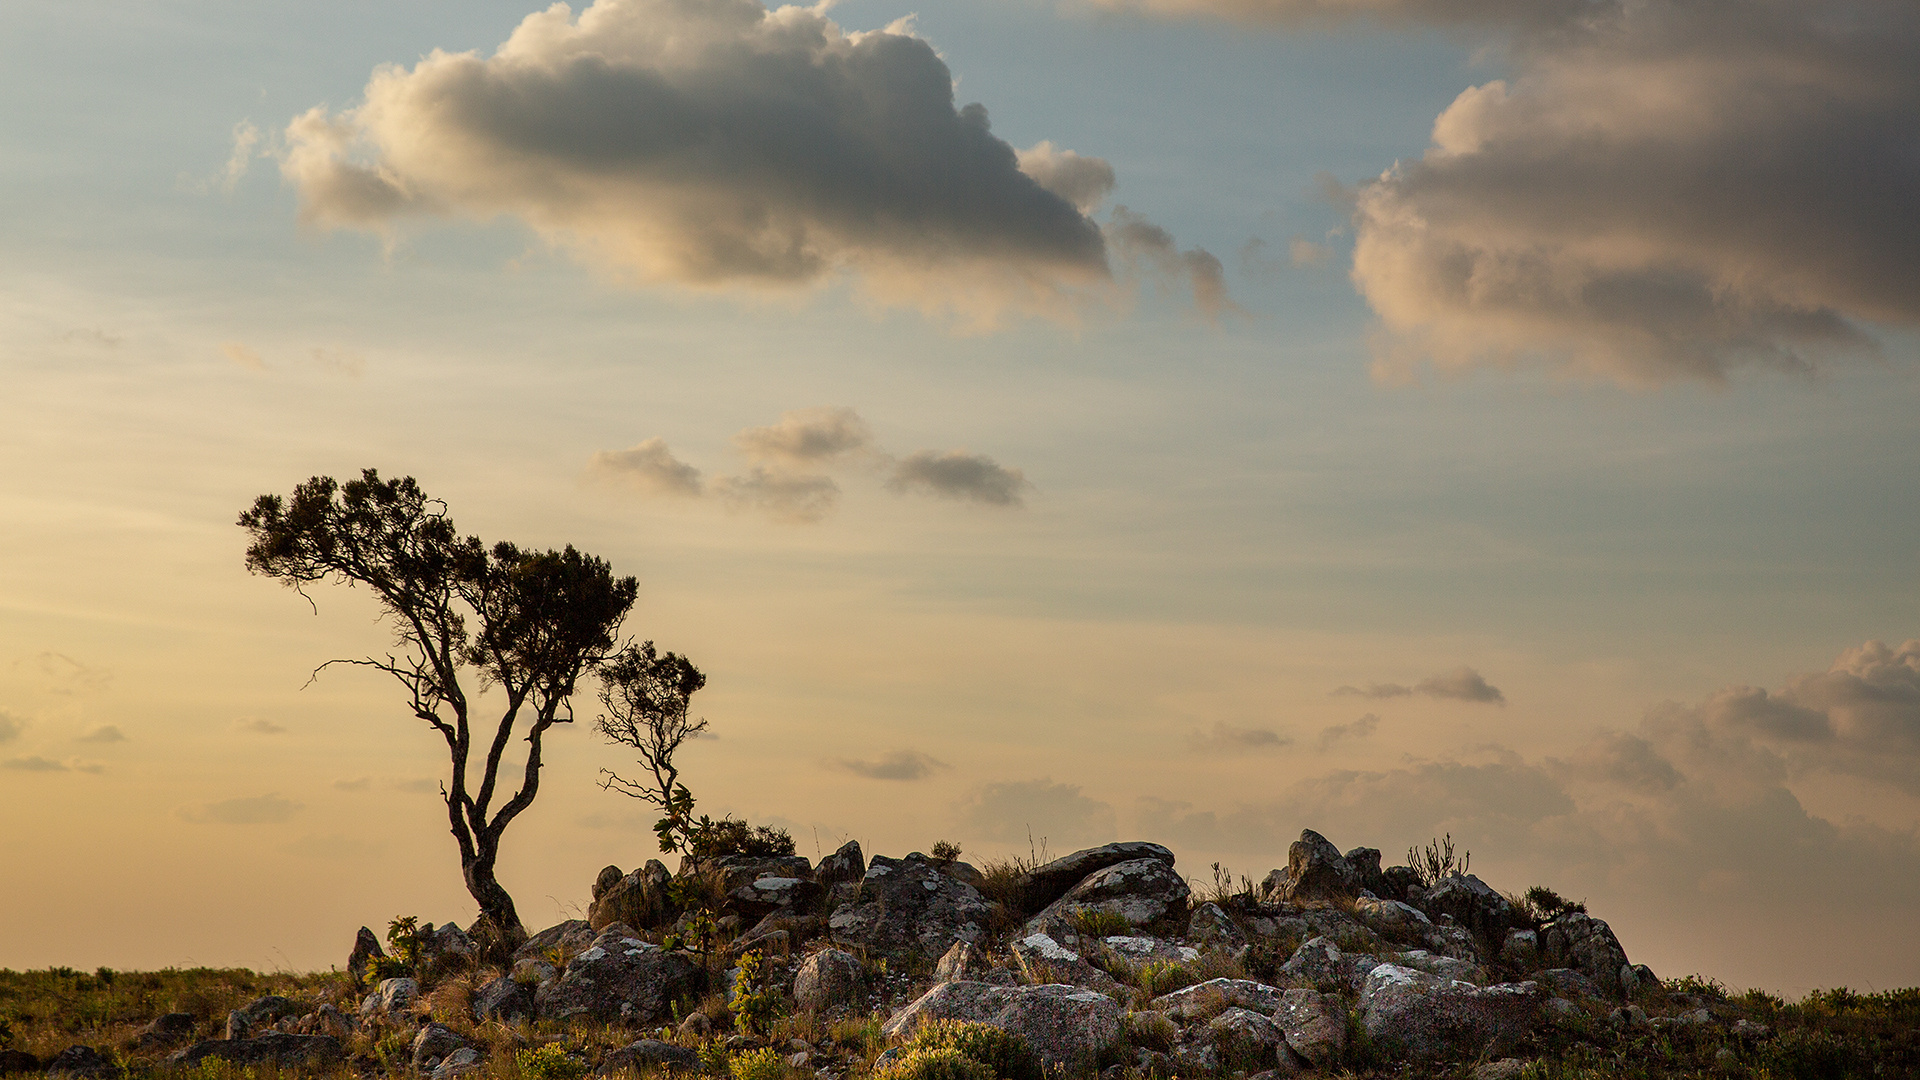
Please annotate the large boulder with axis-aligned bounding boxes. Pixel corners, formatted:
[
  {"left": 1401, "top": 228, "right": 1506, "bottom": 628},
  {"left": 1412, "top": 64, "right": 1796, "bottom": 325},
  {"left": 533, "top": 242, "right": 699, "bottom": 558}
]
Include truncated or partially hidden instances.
[
  {"left": 729, "top": 874, "right": 824, "bottom": 919},
  {"left": 828, "top": 854, "right": 993, "bottom": 959},
  {"left": 1280, "top": 830, "right": 1362, "bottom": 903},
  {"left": 1025, "top": 858, "right": 1190, "bottom": 945},
  {"left": 411, "top": 1023, "right": 471, "bottom": 1071},
  {"left": 1274, "top": 989, "right": 1346, "bottom": 1070},
  {"left": 590, "top": 861, "right": 673, "bottom": 931},
  {"left": 816, "top": 840, "right": 866, "bottom": 886},
  {"left": 45, "top": 1047, "right": 117, "bottom": 1079},
  {"left": 360, "top": 977, "right": 419, "bottom": 1020},
  {"left": 1148, "top": 978, "right": 1285, "bottom": 1021},
  {"left": 1012, "top": 842, "right": 1176, "bottom": 913},
  {"left": 348, "top": 926, "right": 385, "bottom": 989},
  {"left": 793, "top": 948, "right": 865, "bottom": 1015},
  {"left": 1344, "top": 847, "right": 1387, "bottom": 896},
  {"left": 596, "top": 1040, "right": 701, "bottom": 1076},
  {"left": 133, "top": 1013, "right": 198, "bottom": 1053},
  {"left": 1010, "top": 933, "right": 1121, "bottom": 994},
  {"left": 515, "top": 920, "right": 595, "bottom": 964},
  {"left": 1353, "top": 896, "right": 1431, "bottom": 939},
  {"left": 1187, "top": 902, "right": 1247, "bottom": 949},
  {"left": 535, "top": 928, "right": 704, "bottom": 1025},
  {"left": 473, "top": 975, "right": 534, "bottom": 1022},
  {"left": 1358, "top": 965, "right": 1546, "bottom": 1064},
  {"left": 683, "top": 855, "right": 814, "bottom": 903},
  {"left": 1277, "top": 937, "right": 1369, "bottom": 993},
  {"left": 170, "top": 1035, "right": 345, "bottom": 1069},
  {"left": 1423, "top": 874, "right": 1517, "bottom": 949},
  {"left": 883, "top": 981, "right": 1123, "bottom": 1075},
  {"left": 1542, "top": 914, "right": 1632, "bottom": 998},
  {"left": 1204, "top": 1008, "right": 1288, "bottom": 1073}
]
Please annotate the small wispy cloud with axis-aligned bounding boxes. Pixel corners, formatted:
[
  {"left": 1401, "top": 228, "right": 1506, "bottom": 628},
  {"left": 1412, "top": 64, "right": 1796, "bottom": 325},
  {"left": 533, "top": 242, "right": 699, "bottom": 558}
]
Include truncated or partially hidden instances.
[
  {"left": 826, "top": 749, "right": 951, "bottom": 781},
  {"left": 1333, "top": 666, "right": 1504, "bottom": 704},
  {"left": 1186, "top": 721, "right": 1291, "bottom": 753},
  {"left": 223, "top": 342, "right": 267, "bottom": 372},
  {"left": 234, "top": 717, "right": 288, "bottom": 735},
  {"left": 177, "top": 793, "right": 303, "bottom": 825},
  {"left": 1318, "top": 712, "right": 1381, "bottom": 751},
  {"left": 735, "top": 407, "right": 872, "bottom": 467},
  {"left": 713, "top": 468, "right": 840, "bottom": 524},
  {"left": 77, "top": 725, "right": 127, "bottom": 744},
  {"left": 590, "top": 438, "right": 705, "bottom": 497},
  {"left": 0, "top": 711, "right": 24, "bottom": 743},
  {"left": 888, "top": 451, "right": 1030, "bottom": 507}
]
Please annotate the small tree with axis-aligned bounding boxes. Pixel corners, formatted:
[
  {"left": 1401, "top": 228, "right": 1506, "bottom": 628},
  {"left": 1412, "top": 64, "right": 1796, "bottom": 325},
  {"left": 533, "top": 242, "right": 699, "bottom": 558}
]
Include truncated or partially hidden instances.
[
  {"left": 239, "top": 469, "right": 639, "bottom": 951},
  {"left": 594, "top": 641, "right": 707, "bottom": 853}
]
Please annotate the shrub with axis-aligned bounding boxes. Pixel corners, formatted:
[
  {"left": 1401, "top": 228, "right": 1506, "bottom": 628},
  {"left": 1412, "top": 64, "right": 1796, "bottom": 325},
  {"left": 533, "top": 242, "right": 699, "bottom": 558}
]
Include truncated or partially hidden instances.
[
  {"left": 1522, "top": 886, "right": 1586, "bottom": 921},
  {"left": 1407, "top": 834, "right": 1469, "bottom": 888},
  {"left": 903, "top": 1019, "right": 1044, "bottom": 1080},
  {"left": 874, "top": 1047, "right": 994, "bottom": 1080},
  {"left": 729, "top": 1047, "right": 786, "bottom": 1080},
  {"left": 518, "top": 1043, "right": 589, "bottom": 1080},
  {"left": 687, "top": 817, "right": 795, "bottom": 859},
  {"left": 930, "top": 840, "right": 962, "bottom": 863},
  {"left": 730, "top": 951, "right": 783, "bottom": 1035}
]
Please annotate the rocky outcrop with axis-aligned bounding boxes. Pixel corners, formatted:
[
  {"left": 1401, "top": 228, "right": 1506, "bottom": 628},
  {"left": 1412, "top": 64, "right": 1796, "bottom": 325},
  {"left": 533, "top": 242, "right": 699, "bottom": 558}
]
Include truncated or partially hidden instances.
[
  {"left": 359, "top": 977, "right": 418, "bottom": 1020},
  {"left": 883, "top": 981, "right": 1122, "bottom": 1074},
  {"left": 589, "top": 861, "right": 673, "bottom": 931},
  {"left": 793, "top": 948, "right": 864, "bottom": 1014},
  {"left": 515, "top": 920, "right": 595, "bottom": 964},
  {"left": 596, "top": 1040, "right": 701, "bottom": 1075},
  {"left": 1359, "top": 965, "right": 1546, "bottom": 1063},
  {"left": 1204, "top": 1008, "right": 1288, "bottom": 1073},
  {"left": 1277, "top": 830, "right": 1363, "bottom": 903},
  {"left": 348, "top": 926, "right": 384, "bottom": 989},
  {"left": 535, "top": 928, "right": 704, "bottom": 1025},
  {"left": 1025, "top": 858, "right": 1190, "bottom": 943},
  {"left": 1274, "top": 989, "right": 1346, "bottom": 1070},
  {"left": 1542, "top": 913, "right": 1632, "bottom": 998},
  {"left": 1149, "top": 978, "right": 1286, "bottom": 1021},
  {"left": 828, "top": 854, "right": 992, "bottom": 959},
  {"left": 817, "top": 840, "right": 865, "bottom": 886},
  {"left": 1010, "top": 933, "right": 1121, "bottom": 993},
  {"left": 1012, "top": 842, "right": 1176, "bottom": 912},
  {"left": 1187, "top": 902, "right": 1247, "bottom": 949},
  {"left": 473, "top": 975, "right": 534, "bottom": 1022},
  {"left": 1423, "top": 874, "right": 1518, "bottom": 948},
  {"left": 411, "top": 1023, "right": 471, "bottom": 1071},
  {"left": 171, "top": 1035, "right": 345, "bottom": 1069}
]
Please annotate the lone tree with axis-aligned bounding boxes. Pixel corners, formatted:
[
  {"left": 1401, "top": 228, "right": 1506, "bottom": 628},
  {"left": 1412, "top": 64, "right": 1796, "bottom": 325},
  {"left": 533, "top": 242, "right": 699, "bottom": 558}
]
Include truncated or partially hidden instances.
[
  {"left": 239, "top": 469, "right": 639, "bottom": 952},
  {"left": 594, "top": 641, "right": 707, "bottom": 853}
]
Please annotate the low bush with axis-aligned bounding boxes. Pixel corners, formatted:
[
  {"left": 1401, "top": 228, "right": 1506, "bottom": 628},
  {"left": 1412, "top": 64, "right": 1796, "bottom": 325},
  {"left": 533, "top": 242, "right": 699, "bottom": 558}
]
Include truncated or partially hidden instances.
[
  {"left": 517, "top": 1043, "right": 588, "bottom": 1080},
  {"left": 902, "top": 1019, "right": 1043, "bottom": 1080},
  {"left": 874, "top": 1047, "right": 994, "bottom": 1080}
]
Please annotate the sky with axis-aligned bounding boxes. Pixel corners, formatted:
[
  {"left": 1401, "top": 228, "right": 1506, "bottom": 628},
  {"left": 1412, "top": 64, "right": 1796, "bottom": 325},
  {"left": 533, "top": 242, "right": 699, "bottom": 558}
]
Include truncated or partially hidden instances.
[{"left": 1, "top": 0, "right": 1917, "bottom": 995}]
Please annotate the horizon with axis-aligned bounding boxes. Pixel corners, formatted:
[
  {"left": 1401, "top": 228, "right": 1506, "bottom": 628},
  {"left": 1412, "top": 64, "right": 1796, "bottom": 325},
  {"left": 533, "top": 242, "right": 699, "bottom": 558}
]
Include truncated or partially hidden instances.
[{"left": 2, "top": 0, "right": 1917, "bottom": 998}]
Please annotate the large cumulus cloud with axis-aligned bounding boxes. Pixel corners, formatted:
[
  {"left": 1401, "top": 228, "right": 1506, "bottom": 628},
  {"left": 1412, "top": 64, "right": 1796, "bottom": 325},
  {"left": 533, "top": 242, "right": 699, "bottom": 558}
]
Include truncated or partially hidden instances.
[{"left": 281, "top": 0, "right": 1229, "bottom": 324}]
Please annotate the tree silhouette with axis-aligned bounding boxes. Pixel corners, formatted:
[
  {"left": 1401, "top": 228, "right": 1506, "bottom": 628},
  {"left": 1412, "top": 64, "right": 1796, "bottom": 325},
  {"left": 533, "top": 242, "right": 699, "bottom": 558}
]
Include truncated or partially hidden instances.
[{"left": 239, "top": 469, "right": 638, "bottom": 952}]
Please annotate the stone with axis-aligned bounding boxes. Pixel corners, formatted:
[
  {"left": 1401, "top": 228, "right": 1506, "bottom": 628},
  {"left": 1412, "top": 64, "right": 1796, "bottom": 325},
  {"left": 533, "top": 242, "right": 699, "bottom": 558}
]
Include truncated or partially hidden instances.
[
  {"left": 1534, "top": 968, "right": 1605, "bottom": 1001},
  {"left": 431, "top": 1048, "right": 485, "bottom": 1080},
  {"left": 133, "top": 1013, "right": 198, "bottom": 1052},
  {"left": 594, "top": 864, "right": 625, "bottom": 899},
  {"left": 1620, "top": 963, "right": 1658, "bottom": 997},
  {"left": 1274, "top": 989, "right": 1346, "bottom": 1070},
  {"left": 1502, "top": 929, "right": 1540, "bottom": 969},
  {"left": 934, "top": 940, "right": 980, "bottom": 982},
  {"left": 1100, "top": 936, "right": 1198, "bottom": 965},
  {"left": 229, "top": 995, "right": 297, "bottom": 1040},
  {"left": 1149, "top": 978, "right": 1286, "bottom": 1021},
  {"left": 1277, "top": 936, "right": 1349, "bottom": 993},
  {"left": 1608, "top": 1005, "right": 1650, "bottom": 1030},
  {"left": 1011, "top": 933, "right": 1122, "bottom": 993},
  {"left": 1359, "top": 965, "right": 1546, "bottom": 1064},
  {"left": 170, "top": 1035, "right": 345, "bottom": 1069},
  {"left": 1733, "top": 1019, "right": 1771, "bottom": 1040},
  {"left": 1280, "top": 830, "right": 1361, "bottom": 903},
  {"left": 360, "top": 977, "right": 419, "bottom": 1019},
  {"left": 348, "top": 926, "right": 385, "bottom": 989},
  {"left": 793, "top": 948, "right": 865, "bottom": 1014},
  {"left": 729, "top": 875, "right": 824, "bottom": 919},
  {"left": 1206, "top": 1008, "right": 1285, "bottom": 1073},
  {"left": 289, "top": 1004, "right": 352, "bottom": 1039},
  {"left": 1394, "top": 949, "right": 1487, "bottom": 985},
  {"left": 1259, "top": 867, "right": 1292, "bottom": 902},
  {"left": 0, "top": 1051, "right": 39, "bottom": 1075},
  {"left": 679, "top": 1012, "right": 714, "bottom": 1039},
  {"left": 1474, "top": 1058, "right": 1530, "bottom": 1080},
  {"left": 683, "top": 854, "right": 815, "bottom": 905},
  {"left": 828, "top": 853, "right": 993, "bottom": 959},
  {"left": 1542, "top": 914, "right": 1632, "bottom": 998},
  {"left": 817, "top": 840, "right": 866, "bottom": 886},
  {"left": 472, "top": 975, "right": 533, "bottom": 1022},
  {"left": 883, "top": 981, "right": 1123, "bottom": 1075},
  {"left": 596, "top": 1040, "right": 701, "bottom": 1075},
  {"left": 1353, "top": 896, "right": 1431, "bottom": 939},
  {"left": 536, "top": 928, "right": 704, "bottom": 1025},
  {"left": 590, "top": 861, "right": 674, "bottom": 931},
  {"left": 1187, "top": 902, "right": 1247, "bottom": 949},
  {"left": 46, "top": 1047, "right": 117, "bottom": 1079},
  {"left": 1423, "top": 874, "right": 1517, "bottom": 948},
  {"left": 1424, "top": 924, "right": 1481, "bottom": 962},
  {"left": 1025, "top": 858, "right": 1191, "bottom": 944},
  {"left": 515, "top": 919, "right": 595, "bottom": 964},
  {"left": 1344, "top": 847, "right": 1386, "bottom": 896},
  {"left": 513, "top": 958, "right": 559, "bottom": 985},
  {"left": 411, "top": 1023, "right": 470, "bottom": 1070},
  {"left": 1013, "top": 842, "right": 1177, "bottom": 913},
  {"left": 1379, "top": 866, "right": 1422, "bottom": 902}
]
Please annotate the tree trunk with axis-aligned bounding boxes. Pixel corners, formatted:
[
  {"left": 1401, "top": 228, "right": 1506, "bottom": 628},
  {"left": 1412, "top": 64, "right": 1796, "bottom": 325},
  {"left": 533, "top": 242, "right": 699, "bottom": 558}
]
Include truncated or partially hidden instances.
[{"left": 463, "top": 843, "right": 528, "bottom": 961}]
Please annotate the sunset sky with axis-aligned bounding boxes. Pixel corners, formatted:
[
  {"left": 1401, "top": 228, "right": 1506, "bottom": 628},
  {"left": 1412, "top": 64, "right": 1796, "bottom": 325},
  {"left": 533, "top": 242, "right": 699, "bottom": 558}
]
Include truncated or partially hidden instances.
[{"left": 2, "top": 0, "right": 1917, "bottom": 995}]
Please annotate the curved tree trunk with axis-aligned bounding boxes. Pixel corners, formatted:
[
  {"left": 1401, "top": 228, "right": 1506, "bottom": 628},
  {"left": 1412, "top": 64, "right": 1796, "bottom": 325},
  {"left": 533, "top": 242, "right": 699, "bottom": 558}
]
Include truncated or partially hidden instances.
[{"left": 464, "top": 844, "right": 528, "bottom": 960}]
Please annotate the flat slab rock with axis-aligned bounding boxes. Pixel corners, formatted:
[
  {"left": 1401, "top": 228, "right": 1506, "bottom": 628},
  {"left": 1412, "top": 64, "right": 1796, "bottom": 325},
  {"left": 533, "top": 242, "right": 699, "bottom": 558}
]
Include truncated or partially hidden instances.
[
  {"left": 170, "top": 1034, "right": 345, "bottom": 1069},
  {"left": 884, "top": 980, "right": 1122, "bottom": 1074},
  {"left": 1150, "top": 978, "right": 1286, "bottom": 1021},
  {"left": 828, "top": 854, "right": 992, "bottom": 959},
  {"left": 1014, "top": 842, "right": 1175, "bottom": 912},
  {"left": 1359, "top": 964, "right": 1546, "bottom": 1063}
]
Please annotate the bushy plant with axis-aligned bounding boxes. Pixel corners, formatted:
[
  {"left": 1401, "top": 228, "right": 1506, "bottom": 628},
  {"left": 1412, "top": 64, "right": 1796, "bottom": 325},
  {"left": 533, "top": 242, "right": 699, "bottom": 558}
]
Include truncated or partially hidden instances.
[
  {"left": 930, "top": 840, "right": 962, "bottom": 863},
  {"left": 874, "top": 1047, "right": 994, "bottom": 1080},
  {"left": 728, "top": 1046, "right": 786, "bottom": 1080},
  {"left": 687, "top": 817, "right": 795, "bottom": 859},
  {"left": 517, "top": 1043, "right": 589, "bottom": 1080},
  {"left": 1522, "top": 886, "right": 1586, "bottom": 921},
  {"left": 902, "top": 1019, "right": 1043, "bottom": 1080},
  {"left": 367, "top": 916, "right": 426, "bottom": 981},
  {"left": 1407, "top": 834, "right": 1469, "bottom": 887},
  {"left": 730, "top": 951, "right": 783, "bottom": 1035}
]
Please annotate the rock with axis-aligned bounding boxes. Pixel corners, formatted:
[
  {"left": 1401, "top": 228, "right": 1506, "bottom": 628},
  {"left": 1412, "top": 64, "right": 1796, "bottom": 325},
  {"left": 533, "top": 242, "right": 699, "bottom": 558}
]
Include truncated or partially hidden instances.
[
  {"left": 1206, "top": 1008, "right": 1286, "bottom": 1073},
  {"left": 1353, "top": 896, "right": 1431, "bottom": 939},
  {"left": 1187, "top": 903, "right": 1247, "bottom": 949},
  {"left": 473, "top": 975, "right": 535, "bottom": 1022},
  {"left": 1170, "top": 1037, "right": 1218, "bottom": 1075},
  {"left": 1277, "top": 936, "right": 1349, "bottom": 993},
  {"left": 1013, "top": 842, "right": 1177, "bottom": 913},
  {"left": 1608, "top": 1005, "right": 1650, "bottom": 1030},
  {"left": 590, "top": 861, "right": 674, "bottom": 931},
  {"left": 228, "top": 995, "right": 297, "bottom": 1040},
  {"left": 793, "top": 948, "right": 865, "bottom": 1014},
  {"left": 817, "top": 840, "right": 865, "bottom": 886},
  {"left": 679, "top": 1012, "right": 714, "bottom": 1039},
  {"left": 1474, "top": 1058, "right": 1530, "bottom": 1080},
  {"left": 684, "top": 854, "right": 815, "bottom": 905},
  {"left": 420, "top": 922, "right": 478, "bottom": 982},
  {"left": 1100, "top": 936, "right": 1198, "bottom": 965},
  {"left": 1259, "top": 867, "right": 1292, "bottom": 902},
  {"left": 1424, "top": 924, "right": 1480, "bottom": 962},
  {"left": 513, "top": 957, "right": 559, "bottom": 985},
  {"left": 934, "top": 940, "right": 983, "bottom": 982},
  {"left": 515, "top": 919, "right": 595, "bottom": 964},
  {"left": 828, "top": 853, "right": 992, "bottom": 959},
  {"left": 133, "top": 1013, "right": 198, "bottom": 1052},
  {"left": 729, "top": 874, "right": 824, "bottom": 919},
  {"left": 1011, "top": 933, "right": 1121, "bottom": 993},
  {"left": 1359, "top": 965, "right": 1546, "bottom": 1064},
  {"left": 348, "top": 926, "right": 385, "bottom": 989},
  {"left": 1621, "top": 963, "right": 1659, "bottom": 997},
  {"left": 290, "top": 1004, "right": 352, "bottom": 1039},
  {"left": 597, "top": 1040, "right": 701, "bottom": 1075},
  {"left": 1148, "top": 978, "right": 1286, "bottom": 1021},
  {"left": 1502, "top": 929, "right": 1540, "bottom": 969},
  {"left": 1274, "top": 989, "right": 1346, "bottom": 1070},
  {"left": 1534, "top": 968, "right": 1606, "bottom": 1001},
  {"left": 1394, "top": 949, "right": 1487, "bottom": 985},
  {"left": 883, "top": 981, "right": 1123, "bottom": 1075},
  {"left": 1733, "top": 1019, "right": 1771, "bottom": 1040},
  {"left": 594, "top": 864, "right": 625, "bottom": 899},
  {"left": 1543, "top": 998, "right": 1582, "bottom": 1023},
  {"left": 46, "top": 1047, "right": 117, "bottom": 1079},
  {"left": 1026, "top": 858, "right": 1191, "bottom": 944},
  {"left": 1423, "top": 874, "right": 1517, "bottom": 948},
  {"left": 536, "top": 928, "right": 704, "bottom": 1025},
  {"left": 1344, "top": 848, "right": 1386, "bottom": 896},
  {"left": 1280, "top": 830, "right": 1362, "bottom": 903},
  {"left": 1542, "top": 914, "right": 1632, "bottom": 998},
  {"left": 431, "top": 1047, "right": 485, "bottom": 1080},
  {"left": 360, "top": 977, "right": 419, "bottom": 1020},
  {"left": 411, "top": 1023, "right": 470, "bottom": 1070},
  {"left": 170, "top": 1035, "right": 345, "bottom": 1069},
  {"left": 1380, "top": 866, "right": 1422, "bottom": 902},
  {"left": 0, "top": 1051, "right": 39, "bottom": 1075}
]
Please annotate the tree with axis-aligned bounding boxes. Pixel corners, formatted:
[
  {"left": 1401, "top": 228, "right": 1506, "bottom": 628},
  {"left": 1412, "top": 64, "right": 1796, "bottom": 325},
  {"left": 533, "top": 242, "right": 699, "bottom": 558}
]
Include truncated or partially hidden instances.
[
  {"left": 239, "top": 469, "right": 638, "bottom": 952},
  {"left": 594, "top": 641, "right": 707, "bottom": 853}
]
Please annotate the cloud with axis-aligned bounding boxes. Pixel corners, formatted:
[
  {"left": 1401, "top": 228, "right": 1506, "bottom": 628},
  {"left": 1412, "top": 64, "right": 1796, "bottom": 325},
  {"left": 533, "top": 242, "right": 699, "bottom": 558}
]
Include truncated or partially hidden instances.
[
  {"left": 826, "top": 749, "right": 951, "bottom": 780},
  {"left": 590, "top": 438, "right": 705, "bottom": 497},
  {"left": 234, "top": 717, "right": 288, "bottom": 735},
  {"left": 0, "top": 711, "right": 23, "bottom": 743},
  {"left": 1108, "top": 207, "right": 1238, "bottom": 321},
  {"left": 76, "top": 725, "right": 126, "bottom": 744},
  {"left": 1289, "top": 237, "right": 1333, "bottom": 267},
  {"left": 1350, "top": 0, "right": 1919, "bottom": 384},
  {"left": 18, "top": 652, "right": 109, "bottom": 695},
  {"left": 1015, "top": 142, "right": 1117, "bottom": 214},
  {"left": 713, "top": 468, "right": 840, "bottom": 523},
  {"left": 1317, "top": 712, "right": 1380, "bottom": 750},
  {"left": 1187, "top": 721, "right": 1291, "bottom": 753},
  {"left": 887, "top": 451, "right": 1029, "bottom": 506},
  {"left": 332, "top": 776, "right": 372, "bottom": 792},
  {"left": 1090, "top": 0, "right": 1583, "bottom": 26},
  {"left": 280, "top": 0, "right": 1133, "bottom": 326},
  {"left": 389, "top": 777, "right": 441, "bottom": 794},
  {"left": 222, "top": 342, "right": 267, "bottom": 372},
  {"left": 734, "top": 407, "right": 873, "bottom": 467},
  {"left": 177, "top": 793, "right": 303, "bottom": 824},
  {"left": 222, "top": 120, "right": 260, "bottom": 193},
  {"left": 4, "top": 755, "right": 70, "bottom": 772},
  {"left": 1333, "top": 666, "right": 1504, "bottom": 703},
  {"left": 960, "top": 778, "right": 1117, "bottom": 850}
]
